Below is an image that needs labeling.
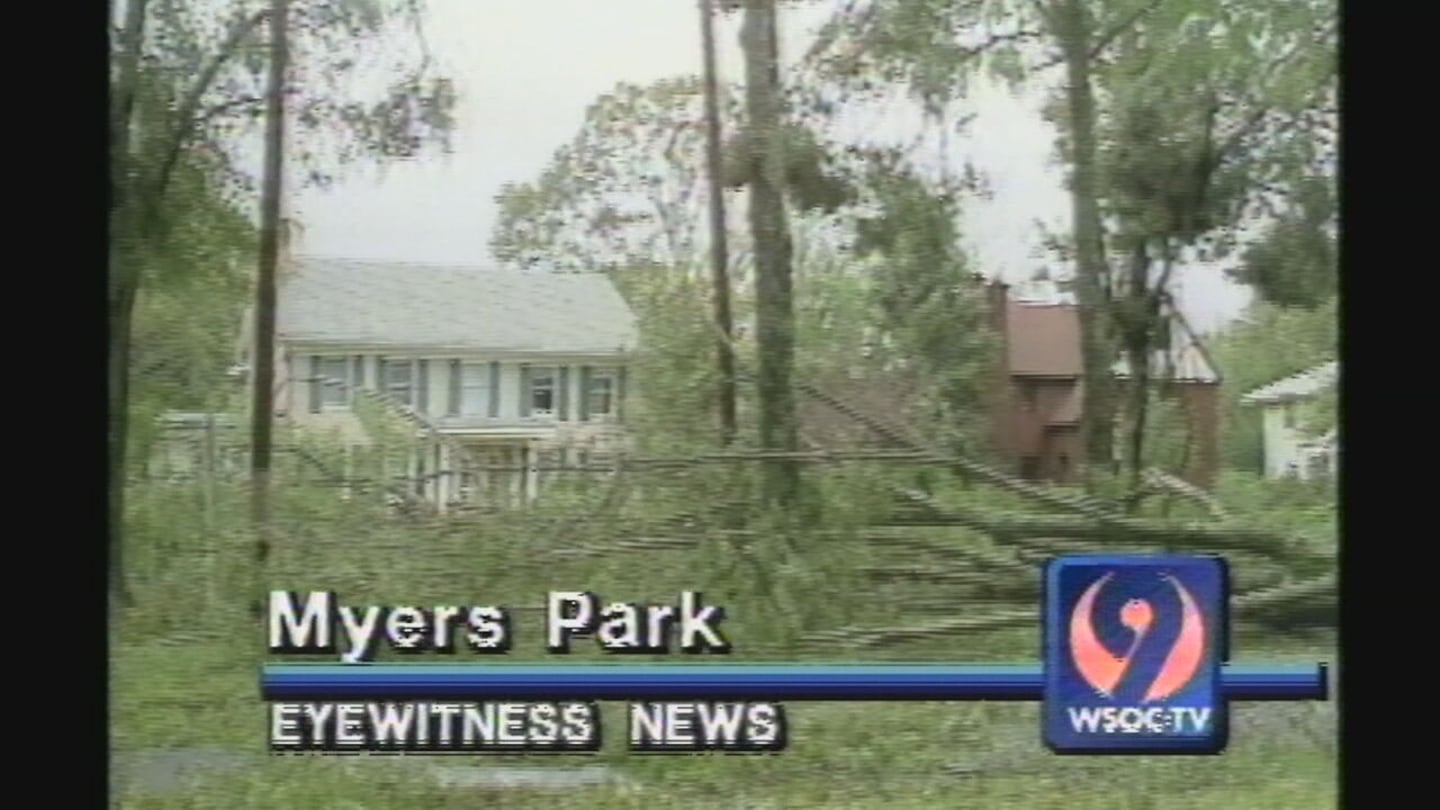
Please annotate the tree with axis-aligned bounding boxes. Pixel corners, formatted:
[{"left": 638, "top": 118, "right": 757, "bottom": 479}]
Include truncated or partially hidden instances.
[
  {"left": 808, "top": 0, "right": 1336, "bottom": 489},
  {"left": 110, "top": 0, "right": 456, "bottom": 607},
  {"left": 807, "top": 0, "right": 1174, "bottom": 481},
  {"left": 1227, "top": 176, "right": 1337, "bottom": 308},
  {"left": 850, "top": 150, "right": 995, "bottom": 455},
  {"left": 1090, "top": 0, "right": 1336, "bottom": 492},
  {"left": 700, "top": 0, "right": 739, "bottom": 446},
  {"left": 492, "top": 77, "right": 729, "bottom": 273},
  {"left": 739, "top": 0, "right": 802, "bottom": 506},
  {"left": 250, "top": 0, "right": 289, "bottom": 587}
]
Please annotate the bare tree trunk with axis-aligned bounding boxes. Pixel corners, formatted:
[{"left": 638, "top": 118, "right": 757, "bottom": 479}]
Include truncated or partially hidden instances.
[
  {"left": 1053, "top": 0, "right": 1115, "bottom": 487},
  {"left": 700, "top": 0, "right": 738, "bottom": 447},
  {"left": 251, "top": 0, "right": 289, "bottom": 609},
  {"left": 1122, "top": 242, "right": 1152, "bottom": 501},
  {"left": 741, "top": 0, "right": 799, "bottom": 506},
  {"left": 108, "top": 262, "right": 138, "bottom": 611},
  {"left": 108, "top": 0, "right": 152, "bottom": 614}
]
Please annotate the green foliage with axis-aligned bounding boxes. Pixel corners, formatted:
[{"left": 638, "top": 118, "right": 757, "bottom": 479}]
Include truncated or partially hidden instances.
[
  {"left": 1094, "top": 0, "right": 1338, "bottom": 261},
  {"left": 124, "top": 135, "right": 256, "bottom": 467},
  {"left": 114, "top": 0, "right": 460, "bottom": 481},
  {"left": 1210, "top": 299, "right": 1337, "bottom": 470},
  {"left": 851, "top": 157, "right": 996, "bottom": 452},
  {"left": 125, "top": 0, "right": 456, "bottom": 197},
  {"left": 721, "top": 122, "right": 856, "bottom": 213},
  {"left": 491, "top": 77, "right": 730, "bottom": 272},
  {"left": 1215, "top": 470, "right": 1336, "bottom": 538},
  {"left": 1227, "top": 177, "right": 1337, "bottom": 308},
  {"left": 497, "top": 73, "right": 994, "bottom": 461},
  {"left": 608, "top": 262, "right": 743, "bottom": 451}
]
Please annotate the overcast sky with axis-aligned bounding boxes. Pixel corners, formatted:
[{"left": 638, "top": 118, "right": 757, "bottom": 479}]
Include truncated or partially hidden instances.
[{"left": 289, "top": 0, "right": 1251, "bottom": 333}]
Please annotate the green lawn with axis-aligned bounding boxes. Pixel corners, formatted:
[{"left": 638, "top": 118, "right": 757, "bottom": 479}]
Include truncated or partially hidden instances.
[
  {"left": 111, "top": 479, "right": 1337, "bottom": 808},
  {"left": 112, "top": 623, "right": 1336, "bottom": 808}
]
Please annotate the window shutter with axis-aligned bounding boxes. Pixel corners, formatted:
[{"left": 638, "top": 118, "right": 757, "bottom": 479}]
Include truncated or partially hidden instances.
[
  {"left": 448, "top": 360, "right": 461, "bottom": 416},
  {"left": 616, "top": 366, "right": 628, "bottom": 420},
  {"left": 417, "top": 360, "right": 430, "bottom": 414},
  {"left": 518, "top": 364, "right": 531, "bottom": 417},
  {"left": 352, "top": 356, "right": 364, "bottom": 399},
  {"left": 578, "top": 366, "right": 592, "bottom": 422},
  {"left": 558, "top": 366, "right": 571, "bottom": 421},
  {"left": 488, "top": 362, "right": 500, "bottom": 418},
  {"left": 308, "top": 356, "right": 321, "bottom": 413}
]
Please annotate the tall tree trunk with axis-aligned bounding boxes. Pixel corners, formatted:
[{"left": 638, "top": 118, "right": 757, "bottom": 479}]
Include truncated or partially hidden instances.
[
  {"left": 1053, "top": 0, "right": 1115, "bottom": 486},
  {"left": 251, "top": 0, "right": 289, "bottom": 609},
  {"left": 108, "top": 254, "right": 139, "bottom": 611},
  {"left": 108, "top": 0, "right": 152, "bottom": 613},
  {"left": 700, "top": 0, "right": 737, "bottom": 447},
  {"left": 741, "top": 0, "right": 799, "bottom": 506},
  {"left": 1122, "top": 242, "right": 1152, "bottom": 501}
]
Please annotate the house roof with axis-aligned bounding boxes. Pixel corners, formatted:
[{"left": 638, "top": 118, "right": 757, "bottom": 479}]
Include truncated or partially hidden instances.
[
  {"left": 276, "top": 257, "right": 638, "bottom": 354},
  {"left": 1007, "top": 302, "right": 1084, "bottom": 376},
  {"left": 1240, "top": 361, "right": 1338, "bottom": 405},
  {"left": 1005, "top": 298, "right": 1219, "bottom": 383}
]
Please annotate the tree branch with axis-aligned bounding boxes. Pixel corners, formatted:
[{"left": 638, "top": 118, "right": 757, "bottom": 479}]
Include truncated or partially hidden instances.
[
  {"left": 111, "top": 0, "right": 152, "bottom": 216},
  {"left": 1089, "top": 0, "right": 1162, "bottom": 60},
  {"left": 1208, "top": 37, "right": 1336, "bottom": 171},
  {"left": 153, "top": 7, "right": 271, "bottom": 207},
  {"left": 958, "top": 28, "right": 1044, "bottom": 60}
]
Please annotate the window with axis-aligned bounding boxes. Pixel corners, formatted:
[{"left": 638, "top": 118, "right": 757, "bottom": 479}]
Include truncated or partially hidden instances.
[
  {"left": 381, "top": 359, "right": 414, "bottom": 406},
  {"left": 460, "top": 363, "right": 490, "bottom": 416},
  {"left": 317, "top": 357, "right": 349, "bottom": 407},
  {"left": 587, "top": 371, "right": 616, "bottom": 418},
  {"left": 1020, "top": 382, "right": 1038, "bottom": 410},
  {"left": 1057, "top": 454, "right": 1070, "bottom": 477},
  {"left": 1020, "top": 456, "right": 1041, "bottom": 480},
  {"left": 1282, "top": 402, "right": 1296, "bottom": 429},
  {"left": 529, "top": 367, "right": 556, "bottom": 416}
]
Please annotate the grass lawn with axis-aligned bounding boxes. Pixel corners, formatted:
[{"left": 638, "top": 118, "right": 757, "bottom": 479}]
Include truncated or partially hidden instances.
[
  {"left": 111, "top": 479, "right": 1337, "bottom": 808},
  {"left": 112, "top": 620, "right": 1336, "bottom": 808}
]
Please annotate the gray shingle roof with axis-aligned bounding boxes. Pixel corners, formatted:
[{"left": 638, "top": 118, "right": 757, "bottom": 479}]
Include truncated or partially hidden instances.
[
  {"left": 276, "top": 257, "right": 638, "bottom": 354},
  {"left": 1240, "top": 361, "right": 1338, "bottom": 404}
]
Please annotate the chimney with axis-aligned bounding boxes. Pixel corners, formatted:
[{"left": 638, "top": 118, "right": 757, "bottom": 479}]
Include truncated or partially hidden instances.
[
  {"left": 985, "top": 278, "right": 1010, "bottom": 337},
  {"left": 983, "top": 277, "right": 1014, "bottom": 461}
]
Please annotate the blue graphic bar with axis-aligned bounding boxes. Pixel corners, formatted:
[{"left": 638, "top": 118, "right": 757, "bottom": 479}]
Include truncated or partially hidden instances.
[{"left": 261, "top": 662, "right": 1327, "bottom": 702}]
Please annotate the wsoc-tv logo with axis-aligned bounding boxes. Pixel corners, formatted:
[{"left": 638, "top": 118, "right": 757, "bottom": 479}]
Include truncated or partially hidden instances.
[{"left": 1043, "top": 555, "right": 1229, "bottom": 754}]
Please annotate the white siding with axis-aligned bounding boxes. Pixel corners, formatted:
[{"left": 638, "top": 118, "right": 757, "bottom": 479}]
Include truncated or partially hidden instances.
[
  {"left": 279, "top": 348, "right": 627, "bottom": 438},
  {"left": 1262, "top": 404, "right": 1305, "bottom": 479}
]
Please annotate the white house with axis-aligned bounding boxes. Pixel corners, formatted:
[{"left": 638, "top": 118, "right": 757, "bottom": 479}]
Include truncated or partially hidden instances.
[
  {"left": 236, "top": 255, "right": 639, "bottom": 511},
  {"left": 1240, "top": 361, "right": 1338, "bottom": 481}
]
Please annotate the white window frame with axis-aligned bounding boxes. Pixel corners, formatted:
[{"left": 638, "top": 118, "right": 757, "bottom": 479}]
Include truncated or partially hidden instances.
[
  {"left": 587, "top": 370, "right": 617, "bottom": 419},
  {"left": 529, "top": 366, "right": 557, "bottom": 417},
  {"left": 317, "top": 356, "right": 350, "bottom": 409},
  {"left": 381, "top": 359, "right": 415, "bottom": 407},
  {"left": 460, "top": 362, "right": 490, "bottom": 416}
]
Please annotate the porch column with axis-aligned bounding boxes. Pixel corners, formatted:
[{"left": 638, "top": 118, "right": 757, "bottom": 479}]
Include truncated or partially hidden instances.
[
  {"left": 436, "top": 442, "right": 449, "bottom": 513},
  {"left": 508, "top": 446, "right": 523, "bottom": 506},
  {"left": 525, "top": 443, "right": 540, "bottom": 505}
]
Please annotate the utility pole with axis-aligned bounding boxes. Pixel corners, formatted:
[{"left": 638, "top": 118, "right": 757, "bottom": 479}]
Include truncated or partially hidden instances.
[
  {"left": 251, "top": 0, "right": 289, "bottom": 598},
  {"left": 700, "top": 0, "right": 738, "bottom": 446}
]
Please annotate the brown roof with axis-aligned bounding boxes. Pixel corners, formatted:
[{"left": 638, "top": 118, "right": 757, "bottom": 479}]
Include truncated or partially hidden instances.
[{"left": 1007, "top": 302, "right": 1083, "bottom": 377}]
